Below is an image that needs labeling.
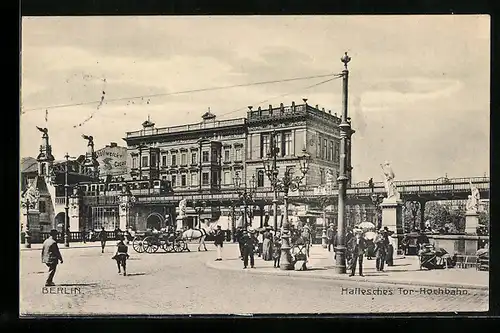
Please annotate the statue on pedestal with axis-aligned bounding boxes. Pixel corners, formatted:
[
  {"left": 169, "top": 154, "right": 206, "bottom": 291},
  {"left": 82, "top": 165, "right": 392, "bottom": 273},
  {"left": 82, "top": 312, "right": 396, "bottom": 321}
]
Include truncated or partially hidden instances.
[
  {"left": 466, "top": 180, "right": 481, "bottom": 212},
  {"left": 82, "top": 134, "right": 95, "bottom": 155},
  {"left": 381, "top": 161, "right": 400, "bottom": 200}
]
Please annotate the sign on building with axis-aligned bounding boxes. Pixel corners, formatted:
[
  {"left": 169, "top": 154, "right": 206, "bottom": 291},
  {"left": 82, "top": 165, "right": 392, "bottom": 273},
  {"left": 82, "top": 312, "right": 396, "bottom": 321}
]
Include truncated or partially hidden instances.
[{"left": 95, "top": 143, "right": 127, "bottom": 178}]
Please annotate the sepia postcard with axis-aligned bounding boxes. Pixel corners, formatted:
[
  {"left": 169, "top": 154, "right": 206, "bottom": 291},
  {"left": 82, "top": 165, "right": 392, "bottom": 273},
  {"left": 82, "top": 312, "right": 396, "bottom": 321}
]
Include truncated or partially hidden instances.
[{"left": 20, "top": 15, "right": 490, "bottom": 316}]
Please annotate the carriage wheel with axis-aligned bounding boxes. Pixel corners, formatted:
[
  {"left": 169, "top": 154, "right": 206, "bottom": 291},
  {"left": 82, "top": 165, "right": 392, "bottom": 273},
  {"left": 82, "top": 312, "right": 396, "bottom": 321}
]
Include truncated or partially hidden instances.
[
  {"left": 174, "top": 240, "right": 186, "bottom": 253},
  {"left": 163, "top": 241, "right": 174, "bottom": 253},
  {"left": 143, "top": 236, "right": 159, "bottom": 253},
  {"left": 132, "top": 236, "right": 145, "bottom": 253}
]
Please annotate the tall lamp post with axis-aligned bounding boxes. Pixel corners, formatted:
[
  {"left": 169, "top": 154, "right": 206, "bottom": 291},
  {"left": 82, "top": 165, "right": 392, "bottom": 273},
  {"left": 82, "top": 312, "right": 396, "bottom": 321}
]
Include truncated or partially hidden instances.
[
  {"left": 233, "top": 173, "right": 257, "bottom": 230},
  {"left": 334, "top": 52, "right": 353, "bottom": 274},
  {"left": 263, "top": 148, "right": 311, "bottom": 270},
  {"left": 64, "top": 153, "right": 71, "bottom": 247}
]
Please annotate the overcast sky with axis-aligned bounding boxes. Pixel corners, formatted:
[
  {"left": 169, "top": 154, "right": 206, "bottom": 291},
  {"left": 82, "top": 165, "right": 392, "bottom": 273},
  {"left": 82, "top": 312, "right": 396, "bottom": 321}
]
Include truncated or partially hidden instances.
[{"left": 20, "top": 15, "right": 490, "bottom": 183}]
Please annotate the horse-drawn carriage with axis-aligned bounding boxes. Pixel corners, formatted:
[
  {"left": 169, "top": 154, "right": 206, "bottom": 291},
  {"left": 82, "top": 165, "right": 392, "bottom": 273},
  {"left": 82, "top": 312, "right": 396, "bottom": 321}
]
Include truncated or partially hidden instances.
[{"left": 132, "top": 230, "right": 188, "bottom": 254}]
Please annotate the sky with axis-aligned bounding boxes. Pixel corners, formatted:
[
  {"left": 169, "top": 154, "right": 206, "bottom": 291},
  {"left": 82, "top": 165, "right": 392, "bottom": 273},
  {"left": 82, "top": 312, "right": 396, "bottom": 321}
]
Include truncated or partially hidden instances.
[{"left": 20, "top": 15, "right": 490, "bottom": 183}]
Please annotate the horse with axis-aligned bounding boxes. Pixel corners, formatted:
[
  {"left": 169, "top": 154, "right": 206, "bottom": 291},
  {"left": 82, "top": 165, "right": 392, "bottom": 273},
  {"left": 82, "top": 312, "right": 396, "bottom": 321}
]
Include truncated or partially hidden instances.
[{"left": 181, "top": 222, "right": 214, "bottom": 251}]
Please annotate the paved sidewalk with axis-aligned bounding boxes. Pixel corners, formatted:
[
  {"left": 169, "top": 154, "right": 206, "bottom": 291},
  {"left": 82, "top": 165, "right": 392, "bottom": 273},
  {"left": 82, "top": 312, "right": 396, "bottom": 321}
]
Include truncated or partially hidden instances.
[
  {"left": 20, "top": 241, "right": 102, "bottom": 251},
  {"left": 206, "top": 244, "right": 489, "bottom": 291}
]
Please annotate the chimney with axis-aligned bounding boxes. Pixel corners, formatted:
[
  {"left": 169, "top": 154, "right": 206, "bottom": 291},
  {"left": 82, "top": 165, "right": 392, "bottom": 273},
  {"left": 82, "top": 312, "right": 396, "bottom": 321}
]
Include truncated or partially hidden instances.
[
  {"left": 269, "top": 104, "right": 272, "bottom": 110},
  {"left": 328, "top": 110, "right": 331, "bottom": 114},
  {"left": 322, "top": 108, "right": 325, "bottom": 112},
  {"left": 110, "top": 142, "right": 117, "bottom": 148},
  {"left": 280, "top": 103, "right": 284, "bottom": 110},
  {"left": 315, "top": 104, "right": 319, "bottom": 109},
  {"left": 291, "top": 101, "right": 295, "bottom": 110}
]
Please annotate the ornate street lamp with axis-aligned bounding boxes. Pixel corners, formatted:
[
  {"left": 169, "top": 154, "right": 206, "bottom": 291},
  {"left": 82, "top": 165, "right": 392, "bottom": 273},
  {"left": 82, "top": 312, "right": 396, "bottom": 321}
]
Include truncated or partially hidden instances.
[
  {"left": 233, "top": 172, "right": 257, "bottom": 230},
  {"left": 334, "top": 51, "right": 354, "bottom": 274},
  {"left": 263, "top": 147, "right": 311, "bottom": 270}
]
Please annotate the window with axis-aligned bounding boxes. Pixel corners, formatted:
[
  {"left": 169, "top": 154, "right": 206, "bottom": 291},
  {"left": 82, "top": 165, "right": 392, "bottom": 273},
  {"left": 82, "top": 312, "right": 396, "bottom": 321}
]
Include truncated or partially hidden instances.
[
  {"left": 162, "top": 155, "right": 167, "bottom": 166},
  {"left": 323, "top": 139, "right": 328, "bottom": 160},
  {"left": 212, "top": 171, "right": 219, "bottom": 185},
  {"left": 171, "top": 154, "right": 177, "bottom": 166},
  {"left": 181, "top": 174, "right": 187, "bottom": 186},
  {"left": 39, "top": 201, "right": 46, "bottom": 213},
  {"left": 191, "top": 173, "right": 198, "bottom": 186},
  {"left": 275, "top": 133, "right": 282, "bottom": 157},
  {"left": 132, "top": 157, "right": 137, "bottom": 169},
  {"left": 171, "top": 175, "right": 177, "bottom": 187},
  {"left": 334, "top": 141, "right": 340, "bottom": 162},
  {"left": 320, "top": 168, "right": 325, "bottom": 184},
  {"left": 284, "top": 132, "right": 292, "bottom": 156},
  {"left": 150, "top": 154, "right": 157, "bottom": 168},
  {"left": 181, "top": 153, "right": 187, "bottom": 165},
  {"left": 211, "top": 148, "right": 218, "bottom": 163},
  {"left": 162, "top": 175, "right": 167, "bottom": 180},
  {"left": 328, "top": 141, "right": 333, "bottom": 161},
  {"left": 141, "top": 156, "right": 149, "bottom": 167},
  {"left": 261, "top": 134, "right": 270, "bottom": 158},
  {"left": 257, "top": 170, "right": 265, "bottom": 187},
  {"left": 235, "top": 148, "right": 242, "bottom": 161},
  {"left": 224, "top": 149, "right": 230, "bottom": 162},
  {"left": 202, "top": 151, "right": 209, "bottom": 162},
  {"left": 224, "top": 171, "right": 231, "bottom": 184},
  {"left": 40, "top": 164, "right": 46, "bottom": 175},
  {"left": 316, "top": 135, "right": 322, "bottom": 158},
  {"left": 191, "top": 152, "right": 197, "bottom": 165},
  {"left": 202, "top": 172, "right": 209, "bottom": 185}
]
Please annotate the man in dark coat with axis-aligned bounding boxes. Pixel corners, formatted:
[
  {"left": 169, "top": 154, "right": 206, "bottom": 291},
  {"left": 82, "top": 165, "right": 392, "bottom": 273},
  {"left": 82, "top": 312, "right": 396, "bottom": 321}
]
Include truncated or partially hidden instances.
[
  {"left": 213, "top": 225, "right": 224, "bottom": 261},
  {"left": 41, "top": 229, "right": 63, "bottom": 286},
  {"left": 347, "top": 230, "right": 367, "bottom": 277},
  {"left": 241, "top": 229, "right": 257, "bottom": 269},
  {"left": 374, "top": 229, "right": 389, "bottom": 272},
  {"left": 235, "top": 227, "right": 244, "bottom": 259},
  {"left": 327, "top": 225, "right": 336, "bottom": 252},
  {"left": 99, "top": 226, "right": 108, "bottom": 253}
]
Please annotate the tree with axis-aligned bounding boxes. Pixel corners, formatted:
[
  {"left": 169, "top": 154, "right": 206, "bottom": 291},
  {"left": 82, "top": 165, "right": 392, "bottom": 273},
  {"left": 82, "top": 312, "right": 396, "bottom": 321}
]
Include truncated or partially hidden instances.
[
  {"left": 424, "top": 202, "right": 451, "bottom": 231},
  {"left": 448, "top": 204, "right": 466, "bottom": 233}
]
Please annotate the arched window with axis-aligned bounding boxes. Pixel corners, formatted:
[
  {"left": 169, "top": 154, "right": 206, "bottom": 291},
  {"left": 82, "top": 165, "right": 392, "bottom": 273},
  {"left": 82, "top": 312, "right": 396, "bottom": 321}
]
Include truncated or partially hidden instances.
[
  {"left": 40, "top": 163, "right": 46, "bottom": 176},
  {"left": 257, "top": 170, "right": 265, "bottom": 187}
]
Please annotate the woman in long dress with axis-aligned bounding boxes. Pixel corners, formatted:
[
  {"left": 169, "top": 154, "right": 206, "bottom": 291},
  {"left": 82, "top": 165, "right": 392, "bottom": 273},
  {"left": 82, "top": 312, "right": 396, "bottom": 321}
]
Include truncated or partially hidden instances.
[{"left": 262, "top": 229, "right": 273, "bottom": 261}]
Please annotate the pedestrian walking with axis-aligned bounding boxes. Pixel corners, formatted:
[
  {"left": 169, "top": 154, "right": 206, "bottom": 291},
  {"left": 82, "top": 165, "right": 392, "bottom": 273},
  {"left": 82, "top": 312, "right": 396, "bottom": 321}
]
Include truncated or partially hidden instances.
[
  {"left": 385, "top": 228, "right": 395, "bottom": 266},
  {"left": 41, "top": 229, "right": 63, "bottom": 286},
  {"left": 111, "top": 235, "right": 129, "bottom": 276},
  {"left": 257, "top": 231, "right": 264, "bottom": 257},
  {"left": 347, "top": 229, "right": 366, "bottom": 277},
  {"left": 82, "top": 225, "right": 87, "bottom": 244},
  {"left": 327, "top": 224, "right": 335, "bottom": 252},
  {"left": 272, "top": 236, "right": 281, "bottom": 268},
  {"left": 235, "top": 227, "right": 244, "bottom": 259},
  {"left": 262, "top": 228, "right": 273, "bottom": 261},
  {"left": 242, "top": 229, "right": 257, "bottom": 269},
  {"left": 213, "top": 225, "right": 224, "bottom": 261},
  {"left": 374, "top": 229, "right": 389, "bottom": 272},
  {"left": 99, "top": 226, "right": 108, "bottom": 253}
]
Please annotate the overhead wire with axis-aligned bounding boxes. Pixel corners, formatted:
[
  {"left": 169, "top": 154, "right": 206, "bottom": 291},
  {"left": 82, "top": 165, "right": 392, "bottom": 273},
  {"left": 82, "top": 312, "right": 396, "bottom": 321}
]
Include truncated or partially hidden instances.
[
  {"left": 20, "top": 73, "right": 339, "bottom": 114},
  {"left": 218, "top": 74, "right": 343, "bottom": 118}
]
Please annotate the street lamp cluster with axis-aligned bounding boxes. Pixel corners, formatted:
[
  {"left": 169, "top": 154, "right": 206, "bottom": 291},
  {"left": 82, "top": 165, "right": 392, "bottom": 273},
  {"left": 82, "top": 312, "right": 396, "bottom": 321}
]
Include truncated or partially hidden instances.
[
  {"left": 233, "top": 173, "right": 257, "bottom": 230},
  {"left": 262, "top": 131, "right": 311, "bottom": 270}
]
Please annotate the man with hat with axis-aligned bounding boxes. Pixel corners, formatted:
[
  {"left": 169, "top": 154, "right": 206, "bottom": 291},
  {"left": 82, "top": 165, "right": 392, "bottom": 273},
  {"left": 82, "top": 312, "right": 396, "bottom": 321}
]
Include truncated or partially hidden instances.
[
  {"left": 347, "top": 228, "right": 366, "bottom": 277},
  {"left": 327, "top": 224, "right": 336, "bottom": 252},
  {"left": 241, "top": 228, "right": 257, "bottom": 269},
  {"left": 213, "top": 225, "right": 224, "bottom": 261},
  {"left": 374, "top": 229, "right": 389, "bottom": 272},
  {"left": 41, "top": 229, "right": 64, "bottom": 286}
]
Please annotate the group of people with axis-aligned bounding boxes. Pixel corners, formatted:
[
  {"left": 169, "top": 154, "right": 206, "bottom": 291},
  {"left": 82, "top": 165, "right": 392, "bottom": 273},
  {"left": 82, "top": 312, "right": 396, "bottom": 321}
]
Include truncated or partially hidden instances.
[
  {"left": 41, "top": 228, "right": 131, "bottom": 286},
  {"left": 347, "top": 227, "right": 394, "bottom": 277},
  {"left": 325, "top": 224, "right": 395, "bottom": 277}
]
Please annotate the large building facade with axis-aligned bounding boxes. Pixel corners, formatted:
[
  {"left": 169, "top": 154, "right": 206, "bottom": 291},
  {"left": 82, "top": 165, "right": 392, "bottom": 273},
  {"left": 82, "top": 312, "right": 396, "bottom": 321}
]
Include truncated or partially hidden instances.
[{"left": 118, "top": 101, "right": 349, "bottom": 231}]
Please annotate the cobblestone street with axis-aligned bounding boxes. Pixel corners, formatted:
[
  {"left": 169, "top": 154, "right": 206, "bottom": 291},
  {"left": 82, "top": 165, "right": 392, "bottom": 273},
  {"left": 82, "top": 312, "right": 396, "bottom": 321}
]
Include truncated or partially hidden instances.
[{"left": 20, "top": 243, "right": 489, "bottom": 315}]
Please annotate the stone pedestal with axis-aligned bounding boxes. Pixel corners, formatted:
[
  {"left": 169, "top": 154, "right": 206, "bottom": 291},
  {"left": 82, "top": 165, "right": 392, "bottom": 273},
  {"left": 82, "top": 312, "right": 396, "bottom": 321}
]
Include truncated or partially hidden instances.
[
  {"left": 380, "top": 198, "right": 403, "bottom": 257},
  {"left": 465, "top": 211, "right": 479, "bottom": 235},
  {"left": 176, "top": 217, "right": 184, "bottom": 231}
]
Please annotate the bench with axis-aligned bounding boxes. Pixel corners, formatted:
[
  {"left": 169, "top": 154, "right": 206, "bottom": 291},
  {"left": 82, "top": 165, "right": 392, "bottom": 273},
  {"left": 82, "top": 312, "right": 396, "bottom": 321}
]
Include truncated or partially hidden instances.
[{"left": 455, "top": 255, "right": 478, "bottom": 269}]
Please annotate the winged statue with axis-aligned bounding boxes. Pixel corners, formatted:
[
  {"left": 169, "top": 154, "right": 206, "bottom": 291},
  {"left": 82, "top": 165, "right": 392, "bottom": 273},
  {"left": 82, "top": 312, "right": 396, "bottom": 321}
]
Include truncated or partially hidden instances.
[
  {"left": 36, "top": 126, "right": 48, "bottom": 135},
  {"left": 82, "top": 134, "right": 94, "bottom": 145}
]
